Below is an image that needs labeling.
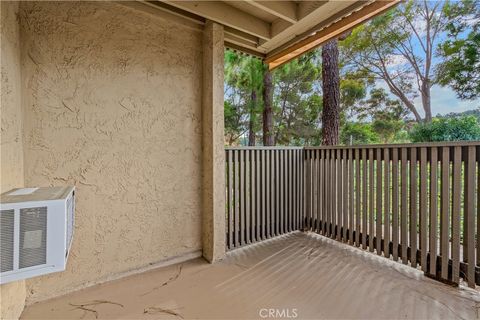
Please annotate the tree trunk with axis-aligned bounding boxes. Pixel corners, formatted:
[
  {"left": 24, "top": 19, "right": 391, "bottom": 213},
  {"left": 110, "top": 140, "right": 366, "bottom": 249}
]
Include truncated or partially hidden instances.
[
  {"left": 262, "top": 68, "right": 274, "bottom": 146},
  {"left": 321, "top": 40, "right": 340, "bottom": 146},
  {"left": 421, "top": 80, "right": 432, "bottom": 122},
  {"left": 248, "top": 90, "right": 257, "bottom": 146}
]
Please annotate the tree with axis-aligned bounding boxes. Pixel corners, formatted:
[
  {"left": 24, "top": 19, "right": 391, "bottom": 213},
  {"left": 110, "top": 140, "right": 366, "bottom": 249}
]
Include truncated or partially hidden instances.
[
  {"left": 263, "top": 67, "right": 274, "bottom": 146},
  {"left": 342, "top": 0, "right": 463, "bottom": 123},
  {"left": 224, "top": 51, "right": 263, "bottom": 145},
  {"left": 321, "top": 39, "right": 341, "bottom": 145},
  {"left": 273, "top": 54, "right": 321, "bottom": 145},
  {"left": 409, "top": 116, "right": 480, "bottom": 142},
  {"left": 436, "top": 0, "right": 480, "bottom": 100},
  {"left": 224, "top": 100, "right": 244, "bottom": 145},
  {"left": 364, "top": 88, "right": 408, "bottom": 142},
  {"left": 340, "top": 122, "right": 379, "bottom": 145}
]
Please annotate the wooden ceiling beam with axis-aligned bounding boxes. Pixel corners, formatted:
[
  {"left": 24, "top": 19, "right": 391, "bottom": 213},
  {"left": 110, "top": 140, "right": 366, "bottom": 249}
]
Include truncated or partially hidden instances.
[
  {"left": 225, "top": 42, "right": 266, "bottom": 58},
  {"left": 246, "top": 1, "right": 298, "bottom": 23},
  {"left": 297, "top": 1, "right": 329, "bottom": 20},
  {"left": 224, "top": 26, "right": 261, "bottom": 47},
  {"left": 266, "top": 0, "right": 400, "bottom": 69},
  {"left": 163, "top": 1, "right": 272, "bottom": 40},
  {"left": 271, "top": 19, "right": 293, "bottom": 38}
]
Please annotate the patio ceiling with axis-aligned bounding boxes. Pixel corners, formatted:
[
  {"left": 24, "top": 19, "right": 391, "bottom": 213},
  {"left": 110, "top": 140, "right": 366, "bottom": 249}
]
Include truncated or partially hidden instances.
[{"left": 142, "top": 0, "right": 400, "bottom": 69}]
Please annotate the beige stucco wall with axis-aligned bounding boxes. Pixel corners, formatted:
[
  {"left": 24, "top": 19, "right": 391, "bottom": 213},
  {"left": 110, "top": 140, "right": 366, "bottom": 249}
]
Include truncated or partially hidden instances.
[
  {"left": 18, "top": 1, "right": 205, "bottom": 303},
  {"left": 0, "top": 1, "right": 27, "bottom": 319}
]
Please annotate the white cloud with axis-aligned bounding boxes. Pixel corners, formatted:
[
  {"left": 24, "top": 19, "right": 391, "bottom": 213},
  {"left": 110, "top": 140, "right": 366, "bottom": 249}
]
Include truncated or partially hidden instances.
[
  {"left": 429, "top": 85, "right": 480, "bottom": 116},
  {"left": 374, "top": 81, "right": 480, "bottom": 117}
]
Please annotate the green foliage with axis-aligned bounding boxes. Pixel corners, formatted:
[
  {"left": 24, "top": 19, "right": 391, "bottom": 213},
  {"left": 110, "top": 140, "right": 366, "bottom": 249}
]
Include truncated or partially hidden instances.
[
  {"left": 273, "top": 53, "right": 322, "bottom": 146},
  {"left": 436, "top": 0, "right": 480, "bottom": 100},
  {"left": 409, "top": 116, "right": 480, "bottom": 142},
  {"left": 340, "top": 78, "right": 367, "bottom": 112},
  {"left": 340, "top": 122, "right": 379, "bottom": 145},
  {"left": 224, "top": 51, "right": 265, "bottom": 145},
  {"left": 437, "top": 108, "right": 480, "bottom": 120}
]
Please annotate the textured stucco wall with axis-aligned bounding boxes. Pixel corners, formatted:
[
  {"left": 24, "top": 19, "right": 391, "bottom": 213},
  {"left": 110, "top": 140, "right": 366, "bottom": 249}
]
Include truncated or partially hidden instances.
[
  {"left": 19, "top": 1, "right": 204, "bottom": 303},
  {"left": 0, "top": 1, "right": 27, "bottom": 319}
]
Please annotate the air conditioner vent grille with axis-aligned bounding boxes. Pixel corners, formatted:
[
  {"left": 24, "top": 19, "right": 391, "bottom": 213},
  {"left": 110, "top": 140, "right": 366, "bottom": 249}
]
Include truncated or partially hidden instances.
[
  {"left": 0, "top": 210, "right": 14, "bottom": 272},
  {"left": 19, "top": 207, "right": 47, "bottom": 269}
]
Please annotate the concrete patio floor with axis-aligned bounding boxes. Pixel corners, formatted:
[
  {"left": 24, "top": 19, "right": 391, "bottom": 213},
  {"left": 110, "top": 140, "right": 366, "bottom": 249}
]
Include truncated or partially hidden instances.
[{"left": 21, "top": 232, "right": 479, "bottom": 319}]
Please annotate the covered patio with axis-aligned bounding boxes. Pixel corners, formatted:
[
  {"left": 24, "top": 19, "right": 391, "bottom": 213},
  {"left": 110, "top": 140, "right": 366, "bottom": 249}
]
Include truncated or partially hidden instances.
[
  {"left": 2, "top": 1, "right": 479, "bottom": 319},
  {"left": 21, "top": 232, "right": 478, "bottom": 319}
]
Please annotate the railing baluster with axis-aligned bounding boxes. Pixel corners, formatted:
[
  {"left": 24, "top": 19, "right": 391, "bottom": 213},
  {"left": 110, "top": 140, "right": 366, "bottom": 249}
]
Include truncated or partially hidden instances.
[
  {"left": 306, "top": 150, "right": 311, "bottom": 231},
  {"left": 465, "top": 146, "right": 476, "bottom": 288},
  {"left": 266, "top": 150, "right": 271, "bottom": 238},
  {"left": 288, "top": 149, "right": 291, "bottom": 233},
  {"left": 288, "top": 149, "right": 293, "bottom": 233},
  {"left": 452, "top": 146, "right": 461, "bottom": 283},
  {"left": 291, "top": 150, "right": 296, "bottom": 231},
  {"left": 246, "top": 150, "right": 251, "bottom": 244},
  {"left": 369, "top": 148, "right": 375, "bottom": 252},
  {"left": 342, "top": 149, "right": 348, "bottom": 241},
  {"left": 362, "top": 148, "right": 368, "bottom": 249},
  {"left": 349, "top": 148, "right": 354, "bottom": 244},
  {"left": 240, "top": 150, "right": 245, "bottom": 246},
  {"left": 337, "top": 149, "right": 343, "bottom": 241},
  {"left": 280, "top": 150, "right": 285, "bottom": 235},
  {"left": 354, "top": 149, "right": 360, "bottom": 246},
  {"left": 234, "top": 150, "right": 240, "bottom": 248},
  {"left": 275, "top": 150, "right": 280, "bottom": 236},
  {"left": 325, "top": 149, "right": 330, "bottom": 236},
  {"left": 325, "top": 149, "right": 329, "bottom": 235},
  {"left": 261, "top": 150, "right": 266, "bottom": 240},
  {"left": 401, "top": 148, "right": 408, "bottom": 264},
  {"left": 429, "top": 147, "right": 438, "bottom": 276},
  {"left": 250, "top": 150, "right": 255, "bottom": 243},
  {"left": 319, "top": 150, "right": 324, "bottom": 234},
  {"left": 227, "top": 150, "right": 233, "bottom": 249},
  {"left": 441, "top": 147, "right": 450, "bottom": 280},
  {"left": 294, "top": 149, "right": 298, "bottom": 231},
  {"left": 410, "top": 147, "right": 418, "bottom": 267},
  {"left": 301, "top": 149, "right": 305, "bottom": 230},
  {"left": 376, "top": 148, "right": 382, "bottom": 255},
  {"left": 331, "top": 149, "right": 336, "bottom": 237},
  {"left": 419, "top": 147, "right": 427, "bottom": 270},
  {"left": 314, "top": 149, "right": 317, "bottom": 231},
  {"left": 392, "top": 148, "right": 399, "bottom": 260},
  {"left": 256, "top": 150, "right": 261, "bottom": 241},
  {"left": 384, "top": 148, "right": 391, "bottom": 258}
]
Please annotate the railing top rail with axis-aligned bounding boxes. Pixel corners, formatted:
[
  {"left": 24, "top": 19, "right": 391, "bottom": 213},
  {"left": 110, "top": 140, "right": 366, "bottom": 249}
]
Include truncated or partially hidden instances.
[
  {"left": 304, "top": 140, "right": 480, "bottom": 150},
  {"left": 225, "top": 141, "right": 480, "bottom": 151},
  {"left": 225, "top": 146, "right": 304, "bottom": 150}
]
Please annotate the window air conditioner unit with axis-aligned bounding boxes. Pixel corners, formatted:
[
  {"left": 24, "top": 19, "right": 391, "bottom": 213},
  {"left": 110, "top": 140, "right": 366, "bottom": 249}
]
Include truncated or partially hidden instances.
[{"left": 0, "top": 186, "right": 75, "bottom": 284}]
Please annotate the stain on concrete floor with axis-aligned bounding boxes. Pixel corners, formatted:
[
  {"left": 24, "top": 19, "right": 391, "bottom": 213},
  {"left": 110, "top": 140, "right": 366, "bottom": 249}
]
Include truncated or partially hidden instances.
[{"left": 21, "top": 232, "right": 480, "bottom": 319}]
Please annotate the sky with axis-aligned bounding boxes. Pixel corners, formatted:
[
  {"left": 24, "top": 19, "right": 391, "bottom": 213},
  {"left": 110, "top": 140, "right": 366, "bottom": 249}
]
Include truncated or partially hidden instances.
[
  {"left": 426, "top": 85, "right": 479, "bottom": 116},
  {"left": 375, "top": 79, "right": 480, "bottom": 119}
]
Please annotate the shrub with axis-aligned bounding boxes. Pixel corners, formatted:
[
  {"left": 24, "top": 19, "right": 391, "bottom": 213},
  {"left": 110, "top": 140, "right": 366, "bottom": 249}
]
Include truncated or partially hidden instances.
[
  {"left": 409, "top": 116, "right": 480, "bottom": 142},
  {"left": 340, "top": 122, "right": 379, "bottom": 145}
]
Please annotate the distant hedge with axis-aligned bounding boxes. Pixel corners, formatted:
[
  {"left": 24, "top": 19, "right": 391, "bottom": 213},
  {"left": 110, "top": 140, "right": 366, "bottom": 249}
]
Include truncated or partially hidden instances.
[{"left": 409, "top": 116, "right": 480, "bottom": 142}]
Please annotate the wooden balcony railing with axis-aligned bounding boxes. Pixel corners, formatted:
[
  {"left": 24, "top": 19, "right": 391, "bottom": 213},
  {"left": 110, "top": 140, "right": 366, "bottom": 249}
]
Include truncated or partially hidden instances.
[
  {"left": 225, "top": 142, "right": 480, "bottom": 288},
  {"left": 225, "top": 147, "right": 304, "bottom": 249}
]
